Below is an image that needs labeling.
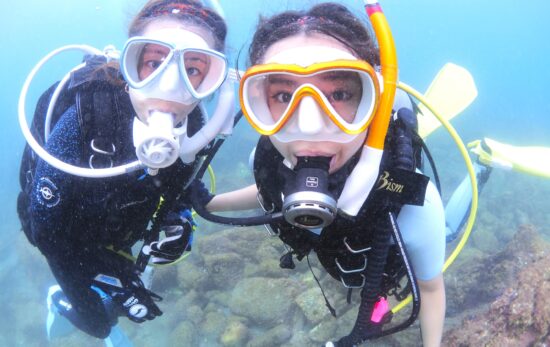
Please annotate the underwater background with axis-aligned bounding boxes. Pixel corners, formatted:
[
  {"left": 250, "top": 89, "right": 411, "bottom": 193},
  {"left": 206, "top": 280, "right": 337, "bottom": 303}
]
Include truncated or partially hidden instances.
[{"left": 1, "top": 0, "right": 550, "bottom": 346}]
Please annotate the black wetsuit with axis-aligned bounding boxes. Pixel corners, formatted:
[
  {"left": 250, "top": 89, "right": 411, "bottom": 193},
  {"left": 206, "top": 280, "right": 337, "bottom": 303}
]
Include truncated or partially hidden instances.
[{"left": 29, "top": 85, "right": 210, "bottom": 338}]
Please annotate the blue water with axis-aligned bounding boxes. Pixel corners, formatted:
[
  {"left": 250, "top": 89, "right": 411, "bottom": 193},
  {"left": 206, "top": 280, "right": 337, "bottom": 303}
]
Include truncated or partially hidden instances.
[{"left": 1, "top": 0, "right": 549, "bottom": 345}]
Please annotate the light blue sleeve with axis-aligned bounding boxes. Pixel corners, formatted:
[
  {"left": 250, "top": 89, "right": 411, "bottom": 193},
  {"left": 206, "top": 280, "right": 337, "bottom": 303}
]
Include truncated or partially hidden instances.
[{"left": 396, "top": 180, "right": 445, "bottom": 281}]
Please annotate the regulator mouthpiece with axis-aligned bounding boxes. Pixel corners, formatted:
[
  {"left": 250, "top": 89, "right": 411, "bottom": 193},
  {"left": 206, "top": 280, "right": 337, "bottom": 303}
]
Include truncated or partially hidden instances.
[
  {"left": 133, "top": 111, "right": 184, "bottom": 170},
  {"left": 282, "top": 156, "right": 337, "bottom": 230}
]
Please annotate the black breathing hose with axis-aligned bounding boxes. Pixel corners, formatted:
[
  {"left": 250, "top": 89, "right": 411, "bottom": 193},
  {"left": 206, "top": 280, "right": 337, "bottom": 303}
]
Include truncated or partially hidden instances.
[
  {"left": 335, "top": 212, "right": 392, "bottom": 346},
  {"left": 190, "top": 181, "right": 284, "bottom": 226}
]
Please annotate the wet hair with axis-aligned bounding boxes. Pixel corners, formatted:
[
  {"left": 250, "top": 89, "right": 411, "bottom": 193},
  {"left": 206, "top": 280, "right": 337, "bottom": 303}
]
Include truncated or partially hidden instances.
[
  {"left": 249, "top": 3, "right": 379, "bottom": 66},
  {"left": 128, "top": 0, "right": 227, "bottom": 51}
]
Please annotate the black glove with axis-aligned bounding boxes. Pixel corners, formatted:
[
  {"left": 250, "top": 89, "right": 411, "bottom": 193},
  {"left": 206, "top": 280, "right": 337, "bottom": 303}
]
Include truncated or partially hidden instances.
[
  {"left": 92, "top": 252, "right": 163, "bottom": 323},
  {"left": 142, "top": 209, "right": 195, "bottom": 265}
]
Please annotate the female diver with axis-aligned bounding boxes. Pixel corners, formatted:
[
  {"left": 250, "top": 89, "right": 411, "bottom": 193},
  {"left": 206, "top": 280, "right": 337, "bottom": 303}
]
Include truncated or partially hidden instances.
[
  {"left": 203, "top": 3, "right": 445, "bottom": 346},
  {"left": 21, "top": 0, "right": 229, "bottom": 342}
]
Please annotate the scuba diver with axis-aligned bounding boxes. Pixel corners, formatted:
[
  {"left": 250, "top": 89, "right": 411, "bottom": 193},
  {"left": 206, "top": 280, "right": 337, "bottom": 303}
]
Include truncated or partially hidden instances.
[
  {"left": 197, "top": 2, "right": 449, "bottom": 346},
  {"left": 17, "top": 0, "right": 233, "bottom": 344}
]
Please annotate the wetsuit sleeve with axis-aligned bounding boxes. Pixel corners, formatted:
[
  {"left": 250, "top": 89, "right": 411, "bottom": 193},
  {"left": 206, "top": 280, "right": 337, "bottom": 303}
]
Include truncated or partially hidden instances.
[
  {"left": 396, "top": 180, "right": 446, "bottom": 281},
  {"left": 183, "top": 178, "right": 214, "bottom": 209},
  {"left": 30, "top": 106, "right": 112, "bottom": 338}
]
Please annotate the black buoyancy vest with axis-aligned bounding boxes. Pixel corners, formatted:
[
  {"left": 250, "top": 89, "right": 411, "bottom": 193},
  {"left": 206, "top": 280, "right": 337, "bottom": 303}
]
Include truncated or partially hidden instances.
[
  {"left": 253, "top": 107, "right": 430, "bottom": 292},
  {"left": 17, "top": 54, "right": 205, "bottom": 247}
]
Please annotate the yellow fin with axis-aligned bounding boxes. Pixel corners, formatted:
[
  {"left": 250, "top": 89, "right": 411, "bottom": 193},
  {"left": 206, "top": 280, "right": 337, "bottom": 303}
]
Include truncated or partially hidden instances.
[
  {"left": 470, "top": 138, "right": 550, "bottom": 178},
  {"left": 418, "top": 63, "right": 478, "bottom": 138}
]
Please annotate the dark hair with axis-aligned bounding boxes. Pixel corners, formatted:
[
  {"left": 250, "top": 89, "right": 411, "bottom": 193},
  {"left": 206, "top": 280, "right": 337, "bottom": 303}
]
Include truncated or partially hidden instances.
[
  {"left": 129, "top": 0, "right": 227, "bottom": 51},
  {"left": 249, "top": 3, "right": 379, "bottom": 66}
]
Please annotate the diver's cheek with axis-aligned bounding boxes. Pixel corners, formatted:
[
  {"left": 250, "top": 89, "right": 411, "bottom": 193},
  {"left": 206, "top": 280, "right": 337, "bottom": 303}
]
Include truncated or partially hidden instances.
[
  {"left": 269, "top": 137, "right": 294, "bottom": 165},
  {"left": 330, "top": 135, "right": 367, "bottom": 173}
]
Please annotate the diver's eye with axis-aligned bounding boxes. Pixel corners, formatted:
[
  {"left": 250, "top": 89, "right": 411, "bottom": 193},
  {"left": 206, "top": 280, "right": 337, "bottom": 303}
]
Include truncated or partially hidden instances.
[
  {"left": 330, "top": 90, "right": 353, "bottom": 102},
  {"left": 145, "top": 60, "right": 164, "bottom": 70},
  {"left": 186, "top": 67, "right": 201, "bottom": 76},
  {"left": 273, "top": 92, "right": 292, "bottom": 103}
]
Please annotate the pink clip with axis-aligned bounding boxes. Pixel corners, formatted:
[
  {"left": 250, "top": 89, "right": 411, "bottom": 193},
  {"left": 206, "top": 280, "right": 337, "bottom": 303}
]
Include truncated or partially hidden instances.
[{"left": 370, "top": 297, "right": 389, "bottom": 323}]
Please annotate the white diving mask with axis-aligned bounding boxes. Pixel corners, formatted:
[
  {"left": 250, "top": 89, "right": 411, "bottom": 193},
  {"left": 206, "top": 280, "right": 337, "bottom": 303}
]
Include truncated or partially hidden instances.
[{"left": 121, "top": 26, "right": 231, "bottom": 169}]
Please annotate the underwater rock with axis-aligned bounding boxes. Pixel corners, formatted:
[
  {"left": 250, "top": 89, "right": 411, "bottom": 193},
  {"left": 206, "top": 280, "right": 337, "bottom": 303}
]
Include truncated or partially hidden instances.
[
  {"left": 443, "top": 225, "right": 550, "bottom": 346},
  {"left": 196, "top": 226, "right": 270, "bottom": 260},
  {"left": 150, "top": 264, "right": 178, "bottom": 292},
  {"left": 176, "top": 260, "right": 209, "bottom": 291},
  {"left": 194, "top": 227, "right": 279, "bottom": 290},
  {"left": 288, "top": 330, "right": 315, "bottom": 347},
  {"left": 470, "top": 225, "right": 500, "bottom": 253},
  {"left": 220, "top": 318, "right": 249, "bottom": 347},
  {"left": 186, "top": 304, "right": 205, "bottom": 325},
  {"left": 309, "top": 318, "right": 338, "bottom": 343},
  {"left": 168, "top": 320, "right": 198, "bottom": 346},
  {"left": 445, "top": 224, "right": 550, "bottom": 315},
  {"left": 228, "top": 277, "right": 299, "bottom": 324},
  {"left": 201, "top": 310, "right": 228, "bottom": 338},
  {"left": 207, "top": 289, "right": 232, "bottom": 307},
  {"left": 295, "top": 287, "right": 331, "bottom": 324},
  {"left": 444, "top": 252, "right": 550, "bottom": 346},
  {"left": 244, "top": 257, "right": 284, "bottom": 278},
  {"left": 247, "top": 325, "right": 292, "bottom": 347},
  {"left": 202, "top": 252, "right": 244, "bottom": 289}
]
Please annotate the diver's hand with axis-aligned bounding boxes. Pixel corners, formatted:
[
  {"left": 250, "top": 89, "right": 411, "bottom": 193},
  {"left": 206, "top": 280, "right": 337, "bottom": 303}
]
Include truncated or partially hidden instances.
[
  {"left": 93, "top": 272, "right": 163, "bottom": 323},
  {"left": 143, "top": 210, "right": 194, "bottom": 265},
  {"left": 91, "top": 251, "right": 163, "bottom": 323},
  {"left": 112, "top": 279, "right": 162, "bottom": 323}
]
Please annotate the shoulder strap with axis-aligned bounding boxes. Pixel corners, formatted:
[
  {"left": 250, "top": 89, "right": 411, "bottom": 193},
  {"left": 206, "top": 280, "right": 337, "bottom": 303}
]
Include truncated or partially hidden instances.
[
  {"left": 77, "top": 88, "right": 120, "bottom": 168},
  {"left": 70, "top": 55, "right": 131, "bottom": 169},
  {"left": 253, "top": 136, "right": 285, "bottom": 211}
]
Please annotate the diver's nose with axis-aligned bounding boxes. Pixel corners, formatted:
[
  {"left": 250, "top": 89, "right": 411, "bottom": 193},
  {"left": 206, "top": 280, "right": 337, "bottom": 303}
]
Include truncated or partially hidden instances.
[
  {"left": 157, "top": 61, "right": 182, "bottom": 93},
  {"left": 296, "top": 96, "right": 325, "bottom": 135}
]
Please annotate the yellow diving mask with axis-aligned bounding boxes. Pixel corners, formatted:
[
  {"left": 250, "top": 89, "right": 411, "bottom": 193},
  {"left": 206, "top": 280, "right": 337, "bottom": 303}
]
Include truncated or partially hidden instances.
[{"left": 240, "top": 59, "right": 380, "bottom": 143}]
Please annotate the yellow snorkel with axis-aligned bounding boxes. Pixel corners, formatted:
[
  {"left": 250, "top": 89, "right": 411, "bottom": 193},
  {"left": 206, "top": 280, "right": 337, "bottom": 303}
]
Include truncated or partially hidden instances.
[
  {"left": 360, "top": 0, "right": 479, "bottom": 322},
  {"left": 337, "top": 1, "right": 397, "bottom": 217},
  {"left": 364, "top": 0, "right": 398, "bottom": 150}
]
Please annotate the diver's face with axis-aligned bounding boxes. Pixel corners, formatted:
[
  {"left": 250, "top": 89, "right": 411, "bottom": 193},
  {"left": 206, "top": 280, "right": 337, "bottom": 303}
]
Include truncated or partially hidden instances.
[
  {"left": 137, "top": 43, "right": 211, "bottom": 91},
  {"left": 130, "top": 19, "right": 216, "bottom": 125},
  {"left": 261, "top": 33, "right": 367, "bottom": 173}
]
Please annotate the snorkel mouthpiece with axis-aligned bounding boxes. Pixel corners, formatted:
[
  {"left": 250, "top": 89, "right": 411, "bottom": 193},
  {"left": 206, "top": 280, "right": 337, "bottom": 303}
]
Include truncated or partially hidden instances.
[
  {"left": 282, "top": 156, "right": 337, "bottom": 230},
  {"left": 133, "top": 111, "right": 181, "bottom": 173}
]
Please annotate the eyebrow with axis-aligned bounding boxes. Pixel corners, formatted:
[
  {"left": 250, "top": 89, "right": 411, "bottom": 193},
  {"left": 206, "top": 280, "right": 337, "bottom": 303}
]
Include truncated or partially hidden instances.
[
  {"left": 321, "top": 71, "right": 358, "bottom": 82},
  {"left": 266, "top": 75, "right": 297, "bottom": 86},
  {"left": 142, "top": 45, "right": 169, "bottom": 55},
  {"left": 184, "top": 55, "right": 208, "bottom": 65}
]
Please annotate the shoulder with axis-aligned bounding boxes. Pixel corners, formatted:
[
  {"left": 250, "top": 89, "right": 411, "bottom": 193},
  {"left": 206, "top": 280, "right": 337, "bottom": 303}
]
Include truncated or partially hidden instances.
[
  {"left": 396, "top": 180, "right": 446, "bottom": 280},
  {"left": 47, "top": 105, "right": 82, "bottom": 146},
  {"left": 398, "top": 180, "right": 445, "bottom": 239}
]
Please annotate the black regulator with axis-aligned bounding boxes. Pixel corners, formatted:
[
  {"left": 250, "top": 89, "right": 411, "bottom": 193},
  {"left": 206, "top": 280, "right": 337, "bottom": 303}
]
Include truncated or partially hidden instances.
[{"left": 281, "top": 156, "right": 337, "bottom": 230}]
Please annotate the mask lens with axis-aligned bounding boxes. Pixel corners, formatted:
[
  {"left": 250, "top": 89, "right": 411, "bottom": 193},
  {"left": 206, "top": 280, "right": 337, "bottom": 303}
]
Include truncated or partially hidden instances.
[
  {"left": 243, "top": 68, "right": 376, "bottom": 134},
  {"left": 137, "top": 43, "right": 171, "bottom": 81},
  {"left": 122, "top": 39, "right": 173, "bottom": 88},
  {"left": 182, "top": 50, "right": 227, "bottom": 98}
]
